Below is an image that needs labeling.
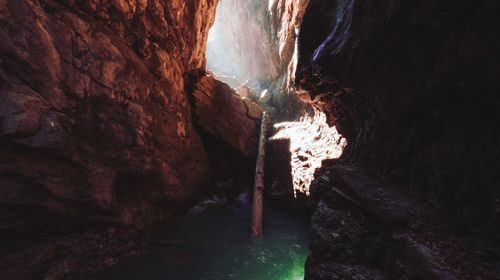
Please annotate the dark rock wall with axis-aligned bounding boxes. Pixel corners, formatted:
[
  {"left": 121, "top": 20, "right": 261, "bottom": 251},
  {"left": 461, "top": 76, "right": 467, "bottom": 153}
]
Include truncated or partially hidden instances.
[
  {"left": 0, "top": 0, "right": 218, "bottom": 230},
  {"left": 298, "top": 0, "right": 500, "bottom": 226},
  {"left": 306, "top": 163, "right": 500, "bottom": 279}
]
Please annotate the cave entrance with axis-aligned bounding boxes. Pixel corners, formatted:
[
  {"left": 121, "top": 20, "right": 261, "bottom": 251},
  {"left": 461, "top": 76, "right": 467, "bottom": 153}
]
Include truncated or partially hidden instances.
[{"left": 205, "top": 0, "right": 279, "bottom": 96}]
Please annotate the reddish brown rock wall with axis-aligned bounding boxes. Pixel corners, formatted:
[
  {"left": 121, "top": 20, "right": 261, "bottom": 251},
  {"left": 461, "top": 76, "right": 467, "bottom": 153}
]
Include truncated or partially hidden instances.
[
  {"left": 0, "top": 0, "right": 218, "bottom": 229},
  {"left": 192, "top": 74, "right": 262, "bottom": 157}
]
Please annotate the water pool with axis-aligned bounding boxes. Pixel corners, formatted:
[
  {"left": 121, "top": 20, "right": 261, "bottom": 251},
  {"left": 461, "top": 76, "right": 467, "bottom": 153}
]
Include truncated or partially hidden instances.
[{"left": 98, "top": 194, "right": 310, "bottom": 280}]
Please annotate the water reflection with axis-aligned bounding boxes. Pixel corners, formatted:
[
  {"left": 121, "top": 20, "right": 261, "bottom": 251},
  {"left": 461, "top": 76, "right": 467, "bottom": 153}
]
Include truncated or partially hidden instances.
[{"left": 98, "top": 194, "right": 309, "bottom": 280}]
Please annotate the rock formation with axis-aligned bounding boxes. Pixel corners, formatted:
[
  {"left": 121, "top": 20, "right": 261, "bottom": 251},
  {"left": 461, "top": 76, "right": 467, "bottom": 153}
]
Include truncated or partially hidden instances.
[
  {"left": 191, "top": 74, "right": 262, "bottom": 157},
  {"left": 0, "top": 0, "right": 223, "bottom": 276},
  {"left": 206, "top": 0, "right": 280, "bottom": 87},
  {"left": 1, "top": 0, "right": 500, "bottom": 278},
  {"left": 306, "top": 162, "right": 500, "bottom": 279},
  {"left": 297, "top": 0, "right": 500, "bottom": 278},
  {"left": 0, "top": 0, "right": 218, "bottom": 229},
  {"left": 298, "top": 0, "right": 500, "bottom": 225}
]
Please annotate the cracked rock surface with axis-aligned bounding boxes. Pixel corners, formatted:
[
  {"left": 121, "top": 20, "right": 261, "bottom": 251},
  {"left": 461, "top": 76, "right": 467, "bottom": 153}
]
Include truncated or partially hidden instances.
[{"left": 0, "top": 0, "right": 217, "bottom": 230}]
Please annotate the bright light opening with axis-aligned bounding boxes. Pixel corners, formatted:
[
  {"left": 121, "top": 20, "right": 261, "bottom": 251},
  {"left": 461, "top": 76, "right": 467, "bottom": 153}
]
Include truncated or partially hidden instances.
[{"left": 205, "top": 0, "right": 279, "bottom": 89}]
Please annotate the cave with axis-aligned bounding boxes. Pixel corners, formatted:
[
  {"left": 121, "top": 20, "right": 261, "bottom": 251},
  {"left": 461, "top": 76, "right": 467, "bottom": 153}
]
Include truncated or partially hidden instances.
[{"left": 1, "top": 0, "right": 499, "bottom": 279}]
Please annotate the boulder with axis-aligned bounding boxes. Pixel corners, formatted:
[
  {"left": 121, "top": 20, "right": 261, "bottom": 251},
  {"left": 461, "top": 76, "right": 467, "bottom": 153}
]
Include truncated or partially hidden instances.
[{"left": 192, "top": 74, "right": 263, "bottom": 157}]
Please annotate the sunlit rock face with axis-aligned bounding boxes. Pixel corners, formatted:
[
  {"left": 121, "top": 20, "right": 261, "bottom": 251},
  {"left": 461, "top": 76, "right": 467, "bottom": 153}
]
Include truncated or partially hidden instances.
[
  {"left": 265, "top": 0, "right": 349, "bottom": 199},
  {"left": 205, "top": 0, "right": 310, "bottom": 98},
  {"left": 268, "top": 0, "right": 310, "bottom": 88},
  {"left": 270, "top": 110, "right": 346, "bottom": 198},
  {"left": 206, "top": 0, "right": 280, "bottom": 87},
  {"left": 0, "top": 0, "right": 217, "bottom": 229},
  {"left": 266, "top": 0, "right": 311, "bottom": 118},
  {"left": 298, "top": 0, "right": 500, "bottom": 226}
]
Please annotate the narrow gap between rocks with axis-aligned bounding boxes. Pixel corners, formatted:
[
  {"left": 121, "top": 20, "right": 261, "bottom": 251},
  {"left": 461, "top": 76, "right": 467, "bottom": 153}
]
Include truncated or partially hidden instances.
[
  {"left": 2, "top": 0, "right": 499, "bottom": 279},
  {"left": 100, "top": 1, "right": 348, "bottom": 279}
]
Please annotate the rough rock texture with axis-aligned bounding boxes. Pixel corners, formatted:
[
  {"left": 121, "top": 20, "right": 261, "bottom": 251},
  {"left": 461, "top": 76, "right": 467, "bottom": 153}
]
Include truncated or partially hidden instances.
[
  {"left": 191, "top": 74, "right": 262, "bottom": 157},
  {"left": 268, "top": 0, "right": 310, "bottom": 89},
  {"left": 0, "top": 0, "right": 218, "bottom": 232},
  {"left": 205, "top": 0, "right": 311, "bottom": 90},
  {"left": 0, "top": 227, "right": 142, "bottom": 279},
  {"left": 297, "top": 1, "right": 500, "bottom": 278},
  {"left": 189, "top": 74, "right": 263, "bottom": 195},
  {"left": 298, "top": 0, "right": 500, "bottom": 229},
  {"left": 266, "top": 0, "right": 312, "bottom": 119},
  {"left": 306, "top": 162, "right": 500, "bottom": 279},
  {"left": 266, "top": 111, "right": 346, "bottom": 199},
  {"left": 265, "top": 138, "right": 294, "bottom": 199},
  {"left": 306, "top": 257, "right": 387, "bottom": 280},
  {"left": 205, "top": 0, "right": 311, "bottom": 120}
]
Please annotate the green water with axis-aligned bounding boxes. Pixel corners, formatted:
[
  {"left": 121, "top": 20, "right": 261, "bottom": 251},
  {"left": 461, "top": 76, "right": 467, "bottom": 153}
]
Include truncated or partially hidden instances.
[{"left": 99, "top": 194, "right": 309, "bottom": 280}]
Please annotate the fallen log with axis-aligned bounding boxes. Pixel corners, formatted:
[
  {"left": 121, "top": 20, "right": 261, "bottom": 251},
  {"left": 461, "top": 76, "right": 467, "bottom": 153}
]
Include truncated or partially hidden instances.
[{"left": 251, "top": 112, "right": 269, "bottom": 237}]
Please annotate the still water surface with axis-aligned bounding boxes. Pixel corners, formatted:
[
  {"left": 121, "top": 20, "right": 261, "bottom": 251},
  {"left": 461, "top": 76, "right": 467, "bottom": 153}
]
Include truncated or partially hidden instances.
[{"left": 99, "top": 193, "right": 309, "bottom": 280}]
